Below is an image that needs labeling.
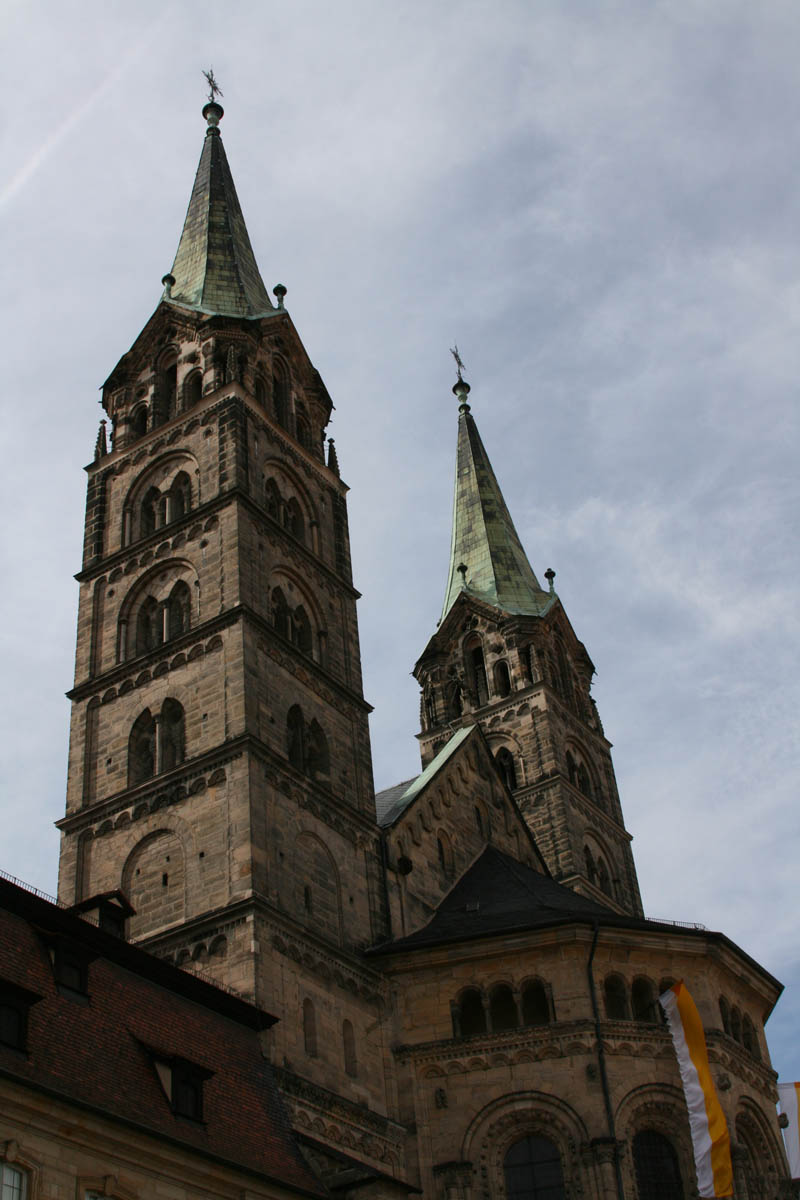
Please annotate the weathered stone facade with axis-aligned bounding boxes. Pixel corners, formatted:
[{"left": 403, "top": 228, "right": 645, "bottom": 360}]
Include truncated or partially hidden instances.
[{"left": 52, "top": 100, "right": 790, "bottom": 1199}]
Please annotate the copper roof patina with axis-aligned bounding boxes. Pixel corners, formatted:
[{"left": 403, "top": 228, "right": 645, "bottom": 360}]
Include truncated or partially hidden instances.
[
  {"left": 440, "top": 379, "right": 549, "bottom": 622},
  {"left": 166, "top": 101, "right": 275, "bottom": 319}
]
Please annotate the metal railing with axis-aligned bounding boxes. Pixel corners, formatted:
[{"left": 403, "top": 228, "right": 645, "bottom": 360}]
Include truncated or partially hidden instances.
[
  {"left": 646, "top": 916, "right": 706, "bottom": 931},
  {"left": 0, "top": 867, "right": 60, "bottom": 906}
]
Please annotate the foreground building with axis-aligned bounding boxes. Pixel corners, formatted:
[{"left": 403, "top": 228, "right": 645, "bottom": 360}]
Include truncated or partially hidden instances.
[
  {"left": 35, "top": 96, "right": 790, "bottom": 1198},
  {"left": 0, "top": 875, "right": 324, "bottom": 1200}
]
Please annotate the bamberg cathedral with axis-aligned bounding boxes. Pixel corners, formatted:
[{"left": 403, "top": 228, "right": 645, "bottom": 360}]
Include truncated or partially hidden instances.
[{"left": 0, "top": 96, "right": 792, "bottom": 1200}]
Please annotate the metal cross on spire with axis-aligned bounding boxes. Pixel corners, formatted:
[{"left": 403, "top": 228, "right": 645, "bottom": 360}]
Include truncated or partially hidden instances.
[
  {"left": 203, "top": 67, "right": 224, "bottom": 102},
  {"left": 450, "top": 344, "right": 467, "bottom": 381}
]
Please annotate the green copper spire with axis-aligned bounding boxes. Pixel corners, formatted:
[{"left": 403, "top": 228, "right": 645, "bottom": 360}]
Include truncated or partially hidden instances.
[
  {"left": 165, "top": 101, "right": 274, "bottom": 319},
  {"left": 440, "top": 374, "right": 549, "bottom": 622}
]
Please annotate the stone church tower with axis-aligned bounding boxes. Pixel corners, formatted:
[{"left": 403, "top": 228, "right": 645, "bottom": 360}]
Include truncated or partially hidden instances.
[
  {"left": 413, "top": 374, "right": 643, "bottom": 917},
  {"left": 55, "top": 98, "right": 789, "bottom": 1200},
  {"left": 57, "top": 98, "right": 397, "bottom": 1156}
]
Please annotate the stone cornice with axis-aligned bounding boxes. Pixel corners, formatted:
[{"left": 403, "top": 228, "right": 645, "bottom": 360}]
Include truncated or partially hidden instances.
[
  {"left": 246, "top": 610, "right": 372, "bottom": 713},
  {"left": 68, "top": 611, "right": 236, "bottom": 700},
  {"left": 56, "top": 729, "right": 379, "bottom": 839},
  {"left": 258, "top": 908, "right": 385, "bottom": 999},
  {"left": 517, "top": 775, "right": 631, "bottom": 844},
  {"left": 68, "top": 604, "right": 371, "bottom": 716},
  {"left": 239, "top": 391, "right": 346, "bottom": 495},
  {"left": 56, "top": 740, "right": 246, "bottom": 834},
  {"left": 79, "top": 452, "right": 358, "bottom": 604},
  {"left": 76, "top": 499, "right": 226, "bottom": 582},
  {"left": 139, "top": 895, "right": 387, "bottom": 1003},
  {"left": 274, "top": 1067, "right": 406, "bottom": 1143},
  {"left": 421, "top": 679, "right": 612, "bottom": 754},
  {"left": 234, "top": 487, "right": 359, "bottom": 598},
  {"left": 393, "top": 1019, "right": 775, "bottom": 1099},
  {"left": 246, "top": 732, "right": 379, "bottom": 835},
  {"left": 705, "top": 1031, "right": 779, "bottom": 1100},
  {"left": 137, "top": 901, "right": 253, "bottom": 960}
]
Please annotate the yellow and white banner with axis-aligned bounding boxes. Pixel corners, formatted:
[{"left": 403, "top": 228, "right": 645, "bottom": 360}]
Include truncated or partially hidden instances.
[
  {"left": 659, "top": 980, "right": 733, "bottom": 1198},
  {"left": 777, "top": 1082, "right": 800, "bottom": 1178}
]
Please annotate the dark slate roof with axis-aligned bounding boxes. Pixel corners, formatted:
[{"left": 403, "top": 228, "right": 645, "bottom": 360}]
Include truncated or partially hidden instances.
[
  {"left": 167, "top": 104, "right": 275, "bottom": 319},
  {"left": 440, "top": 395, "right": 550, "bottom": 622},
  {"left": 369, "top": 845, "right": 618, "bottom": 953},
  {"left": 375, "top": 779, "right": 416, "bottom": 827},
  {"left": 0, "top": 876, "right": 324, "bottom": 1196},
  {"left": 374, "top": 726, "right": 476, "bottom": 827}
]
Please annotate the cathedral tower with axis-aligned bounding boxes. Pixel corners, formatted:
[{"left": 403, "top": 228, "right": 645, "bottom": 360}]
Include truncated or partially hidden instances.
[
  {"left": 56, "top": 100, "right": 397, "bottom": 1154},
  {"left": 413, "top": 374, "right": 643, "bottom": 917}
]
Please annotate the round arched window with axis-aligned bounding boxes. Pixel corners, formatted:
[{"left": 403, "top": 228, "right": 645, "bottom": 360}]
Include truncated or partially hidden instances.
[{"left": 503, "top": 1135, "right": 565, "bottom": 1200}]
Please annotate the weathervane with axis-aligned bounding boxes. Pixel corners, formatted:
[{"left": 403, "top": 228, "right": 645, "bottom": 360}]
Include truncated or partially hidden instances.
[
  {"left": 450, "top": 344, "right": 466, "bottom": 382},
  {"left": 203, "top": 67, "right": 224, "bottom": 102}
]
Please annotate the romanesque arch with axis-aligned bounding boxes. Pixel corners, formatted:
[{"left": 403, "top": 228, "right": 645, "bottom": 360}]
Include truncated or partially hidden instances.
[
  {"left": 462, "top": 1091, "right": 593, "bottom": 1200},
  {"left": 267, "top": 567, "right": 324, "bottom": 661},
  {"left": 121, "top": 826, "right": 188, "bottom": 938},
  {"left": 615, "top": 1082, "right": 694, "bottom": 1200},
  {"left": 293, "top": 830, "right": 343, "bottom": 946},
  {"left": 122, "top": 452, "right": 200, "bottom": 545},
  {"left": 565, "top": 740, "right": 601, "bottom": 805},
  {"left": 582, "top": 828, "right": 618, "bottom": 901},
  {"left": 117, "top": 559, "right": 199, "bottom": 661},
  {"left": 734, "top": 1096, "right": 788, "bottom": 1200},
  {"left": 260, "top": 458, "right": 318, "bottom": 546}
]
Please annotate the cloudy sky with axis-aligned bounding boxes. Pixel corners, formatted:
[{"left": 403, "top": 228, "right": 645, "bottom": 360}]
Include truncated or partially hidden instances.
[{"left": 2, "top": 1, "right": 798, "bottom": 1078}]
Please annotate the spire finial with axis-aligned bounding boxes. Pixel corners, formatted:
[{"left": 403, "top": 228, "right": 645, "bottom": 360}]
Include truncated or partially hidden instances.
[
  {"left": 203, "top": 67, "right": 224, "bottom": 102},
  {"left": 451, "top": 343, "right": 466, "bottom": 382},
  {"left": 202, "top": 68, "right": 224, "bottom": 131},
  {"left": 544, "top": 567, "right": 556, "bottom": 594},
  {"left": 450, "top": 344, "right": 471, "bottom": 409}
]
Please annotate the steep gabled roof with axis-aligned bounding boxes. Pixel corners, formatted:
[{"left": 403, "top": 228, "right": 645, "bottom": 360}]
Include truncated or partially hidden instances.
[
  {"left": 165, "top": 102, "right": 275, "bottom": 319},
  {"left": 440, "top": 379, "right": 550, "bottom": 622}
]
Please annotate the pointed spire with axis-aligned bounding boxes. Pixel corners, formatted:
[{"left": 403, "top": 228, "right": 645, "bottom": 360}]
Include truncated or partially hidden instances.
[
  {"left": 165, "top": 100, "right": 275, "bottom": 319},
  {"left": 440, "top": 367, "right": 549, "bottom": 622}
]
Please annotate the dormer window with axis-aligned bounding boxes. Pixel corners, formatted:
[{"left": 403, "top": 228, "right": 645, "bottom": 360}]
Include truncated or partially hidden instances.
[
  {"left": 172, "top": 1062, "right": 205, "bottom": 1120},
  {"left": 0, "top": 979, "right": 42, "bottom": 1052},
  {"left": 37, "top": 933, "right": 96, "bottom": 1000},
  {"left": 67, "top": 890, "right": 135, "bottom": 939},
  {"left": 150, "top": 1050, "right": 212, "bottom": 1122},
  {"left": 54, "top": 943, "right": 90, "bottom": 996}
]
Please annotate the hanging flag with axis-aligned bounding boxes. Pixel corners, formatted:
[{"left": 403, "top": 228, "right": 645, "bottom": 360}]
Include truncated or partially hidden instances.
[
  {"left": 777, "top": 1082, "right": 800, "bottom": 1178},
  {"left": 659, "top": 980, "right": 733, "bottom": 1198}
]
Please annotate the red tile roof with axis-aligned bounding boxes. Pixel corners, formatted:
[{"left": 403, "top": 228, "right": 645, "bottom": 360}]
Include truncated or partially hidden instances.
[{"left": 0, "top": 877, "right": 325, "bottom": 1195}]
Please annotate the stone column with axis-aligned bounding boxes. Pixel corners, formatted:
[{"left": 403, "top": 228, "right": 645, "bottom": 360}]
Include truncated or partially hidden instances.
[
  {"left": 590, "top": 1137, "right": 621, "bottom": 1200},
  {"left": 153, "top": 713, "right": 163, "bottom": 775}
]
